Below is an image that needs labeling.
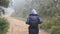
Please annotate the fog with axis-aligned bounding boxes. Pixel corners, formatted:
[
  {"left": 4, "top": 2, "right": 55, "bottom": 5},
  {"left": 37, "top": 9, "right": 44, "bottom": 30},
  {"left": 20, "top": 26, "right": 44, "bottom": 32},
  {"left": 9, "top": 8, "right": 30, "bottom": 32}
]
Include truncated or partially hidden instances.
[{"left": 6, "top": 0, "right": 26, "bottom": 15}]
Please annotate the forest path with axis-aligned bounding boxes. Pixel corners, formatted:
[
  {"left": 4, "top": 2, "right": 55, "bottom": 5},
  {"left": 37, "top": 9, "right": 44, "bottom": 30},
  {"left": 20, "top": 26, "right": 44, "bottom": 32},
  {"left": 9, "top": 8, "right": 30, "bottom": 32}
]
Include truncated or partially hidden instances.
[{"left": 3, "top": 15, "right": 48, "bottom": 34}]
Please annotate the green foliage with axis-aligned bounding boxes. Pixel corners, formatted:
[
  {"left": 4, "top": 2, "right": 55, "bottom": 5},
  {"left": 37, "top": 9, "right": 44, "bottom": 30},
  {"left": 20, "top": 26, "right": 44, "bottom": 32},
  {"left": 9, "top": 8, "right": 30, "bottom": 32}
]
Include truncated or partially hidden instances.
[
  {"left": 0, "top": 17, "right": 9, "bottom": 34},
  {"left": 40, "top": 16, "right": 60, "bottom": 34},
  {"left": 39, "top": 1, "right": 60, "bottom": 34},
  {"left": 40, "top": 22, "right": 53, "bottom": 31},
  {"left": 38, "top": 0, "right": 60, "bottom": 17},
  {"left": 50, "top": 26, "right": 60, "bottom": 34}
]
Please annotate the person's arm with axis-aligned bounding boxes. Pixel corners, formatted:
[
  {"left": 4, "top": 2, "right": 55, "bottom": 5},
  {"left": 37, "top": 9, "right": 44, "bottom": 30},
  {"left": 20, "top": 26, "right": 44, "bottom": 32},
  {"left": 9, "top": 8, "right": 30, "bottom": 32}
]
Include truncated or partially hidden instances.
[
  {"left": 26, "top": 18, "right": 30, "bottom": 24},
  {"left": 38, "top": 17, "right": 43, "bottom": 24}
]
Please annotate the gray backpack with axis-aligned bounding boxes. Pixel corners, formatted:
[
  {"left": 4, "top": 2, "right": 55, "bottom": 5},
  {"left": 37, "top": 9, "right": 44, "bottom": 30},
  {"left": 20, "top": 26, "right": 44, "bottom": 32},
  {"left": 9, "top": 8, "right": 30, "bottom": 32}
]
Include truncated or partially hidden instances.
[{"left": 29, "top": 16, "right": 39, "bottom": 26}]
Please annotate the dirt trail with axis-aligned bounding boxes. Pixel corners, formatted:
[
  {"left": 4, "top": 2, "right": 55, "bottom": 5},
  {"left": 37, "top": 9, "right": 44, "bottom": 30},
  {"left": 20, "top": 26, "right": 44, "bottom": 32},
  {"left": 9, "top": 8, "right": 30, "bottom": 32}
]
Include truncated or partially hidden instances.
[{"left": 3, "top": 15, "right": 48, "bottom": 34}]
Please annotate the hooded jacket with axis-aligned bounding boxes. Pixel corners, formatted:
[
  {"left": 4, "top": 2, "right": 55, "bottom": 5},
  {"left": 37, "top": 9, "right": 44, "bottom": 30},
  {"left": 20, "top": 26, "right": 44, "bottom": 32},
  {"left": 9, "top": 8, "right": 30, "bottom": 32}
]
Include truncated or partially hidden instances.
[{"left": 26, "top": 9, "right": 42, "bottom": 24}]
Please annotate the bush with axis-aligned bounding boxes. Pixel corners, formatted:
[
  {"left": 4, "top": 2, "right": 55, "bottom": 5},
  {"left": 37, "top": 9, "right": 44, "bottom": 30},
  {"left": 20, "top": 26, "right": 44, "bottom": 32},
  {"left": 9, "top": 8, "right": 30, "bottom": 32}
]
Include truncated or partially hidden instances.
[
  {"left": 50, "top": 26, "right": 60, "bottom": 34},
  {"left": 40, "top": 17, "right": 60, "bottom": 34},
  {"left": 40, "top": 17, "right": 60, "bottom": 29},
  {"left": 0, "top": 17, "right": 9, "bottom": 34},
  {"left": 40, "top": 22, "right": 53, "bottom": 31}
]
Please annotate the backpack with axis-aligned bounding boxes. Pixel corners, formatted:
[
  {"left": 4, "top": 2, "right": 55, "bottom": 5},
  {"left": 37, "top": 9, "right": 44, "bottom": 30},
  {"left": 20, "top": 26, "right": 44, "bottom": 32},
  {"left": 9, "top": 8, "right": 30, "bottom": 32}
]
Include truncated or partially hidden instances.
[{"left": 29, "top": 16, "right": 39, "bottom": 27}]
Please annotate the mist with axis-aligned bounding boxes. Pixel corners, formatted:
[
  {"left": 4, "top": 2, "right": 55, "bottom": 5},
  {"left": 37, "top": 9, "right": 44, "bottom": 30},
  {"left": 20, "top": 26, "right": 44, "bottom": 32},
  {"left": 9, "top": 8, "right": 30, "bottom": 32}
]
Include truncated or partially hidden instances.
[{"left": 5, "top": 0, "right": 26, "bottom": 15}]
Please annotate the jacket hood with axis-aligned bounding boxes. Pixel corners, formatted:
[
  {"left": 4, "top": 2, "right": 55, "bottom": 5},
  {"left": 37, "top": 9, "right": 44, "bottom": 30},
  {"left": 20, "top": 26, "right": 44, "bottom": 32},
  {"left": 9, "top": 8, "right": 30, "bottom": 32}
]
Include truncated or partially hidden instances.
[{"left": 31, "top": 9, "right": 37, "bottom": 14}]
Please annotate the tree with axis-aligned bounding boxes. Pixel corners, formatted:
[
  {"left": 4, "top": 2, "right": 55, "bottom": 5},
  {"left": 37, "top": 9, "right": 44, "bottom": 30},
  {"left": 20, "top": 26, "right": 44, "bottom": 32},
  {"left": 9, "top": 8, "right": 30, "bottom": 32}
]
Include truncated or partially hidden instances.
[
  {"left": 0, "top": 17, "right": 9, "bottom": 34},
  {"left": 0, "top": 0, "right": 10, "bottom": 16},
  {"left": 0, "top": 0, "right": 9, "bottom": 8},
  {"left": 0, "top": 8, "right": 5, "bottom": 16}
]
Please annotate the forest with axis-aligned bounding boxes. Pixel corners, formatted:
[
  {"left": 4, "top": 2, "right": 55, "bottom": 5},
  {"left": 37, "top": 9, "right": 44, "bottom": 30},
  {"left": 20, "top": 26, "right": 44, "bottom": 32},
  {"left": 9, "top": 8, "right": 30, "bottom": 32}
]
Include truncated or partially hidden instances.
[
  {"left": 12, "top": 0, "right": 60, "bottom": 34},
  {"left": 0, "top": 0, "right": 60, "bottom": 34}
]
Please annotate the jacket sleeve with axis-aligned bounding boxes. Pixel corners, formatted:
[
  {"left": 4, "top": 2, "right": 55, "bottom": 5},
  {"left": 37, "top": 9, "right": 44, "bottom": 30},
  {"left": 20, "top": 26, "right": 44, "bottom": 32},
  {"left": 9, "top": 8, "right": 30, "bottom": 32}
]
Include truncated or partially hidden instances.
[
  {"left": 26, "top": 18, "right": 30, "bottom": 24},
  {"left": 38, "top": 17, "right": 43, "bottom": 24}
]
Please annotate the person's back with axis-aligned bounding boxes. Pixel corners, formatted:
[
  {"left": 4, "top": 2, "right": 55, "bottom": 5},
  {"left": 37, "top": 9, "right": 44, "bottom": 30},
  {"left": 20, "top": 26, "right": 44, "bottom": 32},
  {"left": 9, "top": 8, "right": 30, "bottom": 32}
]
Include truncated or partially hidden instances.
[
  {"left": 29, "top": 14, "right": 39, "bottom": 28},
  {"left": 26, "top": 9, "right": 43, "bottom": 34}
]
